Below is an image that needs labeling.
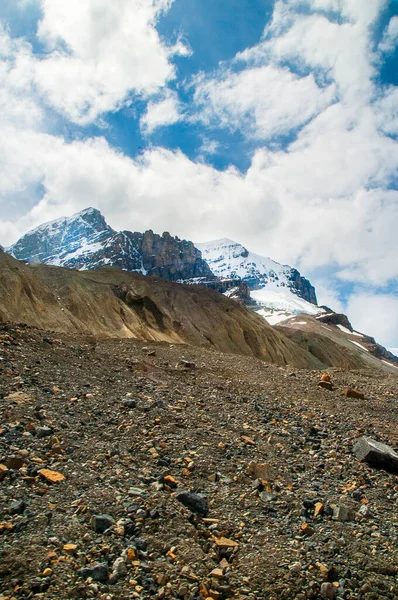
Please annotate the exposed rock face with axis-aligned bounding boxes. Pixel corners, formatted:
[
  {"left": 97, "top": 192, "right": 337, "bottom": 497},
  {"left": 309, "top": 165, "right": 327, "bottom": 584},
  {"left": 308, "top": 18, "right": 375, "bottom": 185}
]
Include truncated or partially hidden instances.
[
  {"left": 196, "top": 238, "right": 318, "bottom": 304},
  {"left": 316, "top": 312, "right": 353, "bottom": 330},
  {"left": 287, "top": 269, "right": 317, "bottom": 305},
  {"left": 7, "top": 208, "right": 213, "bottom": 283}
]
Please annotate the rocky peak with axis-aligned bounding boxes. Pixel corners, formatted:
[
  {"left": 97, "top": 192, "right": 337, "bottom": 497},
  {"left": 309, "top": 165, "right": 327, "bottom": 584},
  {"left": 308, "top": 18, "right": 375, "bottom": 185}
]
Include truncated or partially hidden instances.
[
  {"left": 196, "top": 238, "right": 317, "bottom": 304},
  {"left": 6, "top": 208, "right": 213, "bottom": 282}
]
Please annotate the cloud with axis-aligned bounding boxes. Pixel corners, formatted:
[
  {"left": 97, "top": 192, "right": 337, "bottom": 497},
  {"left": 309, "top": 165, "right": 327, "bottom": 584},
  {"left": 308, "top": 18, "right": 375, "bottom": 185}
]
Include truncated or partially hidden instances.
[
  {"left": 379, "top": 15, "right": 398, "bottom": 53},
  {"left": 7, "top": 0, "right": 181, "bottom": 125},
  {"left": 346, "top": 292, "right": 398, "bottom": 347},
  {"left": 194, "top": 65, "right": 336, "bottom": 140},
  {"left": 140, "top": 90, "right": 182, "bottom": 133}
]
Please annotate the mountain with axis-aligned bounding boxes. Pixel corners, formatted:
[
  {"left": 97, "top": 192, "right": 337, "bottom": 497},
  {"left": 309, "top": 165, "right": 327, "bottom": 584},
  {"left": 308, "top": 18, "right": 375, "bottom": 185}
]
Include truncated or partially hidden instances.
[
  {"left": 7, "top": 208, "right": 213, "bottom": 283},
  {"left": 0, "top": 251, "right": 324, "bottom": 368},
  {"left": 196, "top": 238, "right": 317, "bottom": 304}
]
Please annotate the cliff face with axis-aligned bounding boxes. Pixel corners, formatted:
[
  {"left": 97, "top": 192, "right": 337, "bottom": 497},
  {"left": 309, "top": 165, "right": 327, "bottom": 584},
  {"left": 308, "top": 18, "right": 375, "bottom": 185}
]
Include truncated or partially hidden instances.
[
  {"left": 7, "top": 208, "right": 213, "bottom": 283},
  {"left": 138, "top": 230, "right": 213, "bottom": 281},
  {"left": 287, "top": 269, "right": 318, "bottom": 305}
]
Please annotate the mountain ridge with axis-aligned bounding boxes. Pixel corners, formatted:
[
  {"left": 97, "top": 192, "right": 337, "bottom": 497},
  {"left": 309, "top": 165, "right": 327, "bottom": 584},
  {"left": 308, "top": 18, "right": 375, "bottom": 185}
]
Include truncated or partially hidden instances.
[{"left": 7, "top": 208, "right": 318, "bottom": 306}]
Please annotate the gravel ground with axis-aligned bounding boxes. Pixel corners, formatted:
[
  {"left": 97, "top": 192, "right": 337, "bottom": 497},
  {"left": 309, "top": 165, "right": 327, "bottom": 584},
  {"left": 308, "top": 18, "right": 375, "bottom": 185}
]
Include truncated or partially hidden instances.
[{"left": 1, "top": 323, "right": 398, "bottom": 600}]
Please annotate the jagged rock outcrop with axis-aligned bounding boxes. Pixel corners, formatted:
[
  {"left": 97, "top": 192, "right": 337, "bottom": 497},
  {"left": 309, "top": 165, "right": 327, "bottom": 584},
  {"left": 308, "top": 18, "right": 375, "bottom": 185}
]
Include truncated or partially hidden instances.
[
  {"left": 196, "top": 238, "right": 318, "bottom": 304},
  {"left": 316, "top": 312, "right": 353, "bottom": 331},
  {"left": 7, "top": 208, "right": 214, "bottom": 283}
]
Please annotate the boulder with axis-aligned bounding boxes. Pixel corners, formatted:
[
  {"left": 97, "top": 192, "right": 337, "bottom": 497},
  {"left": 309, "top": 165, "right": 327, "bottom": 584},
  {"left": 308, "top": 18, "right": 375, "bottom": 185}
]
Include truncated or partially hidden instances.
[{"left": 353, "top": 437, "right": 398, "bottom": 474}]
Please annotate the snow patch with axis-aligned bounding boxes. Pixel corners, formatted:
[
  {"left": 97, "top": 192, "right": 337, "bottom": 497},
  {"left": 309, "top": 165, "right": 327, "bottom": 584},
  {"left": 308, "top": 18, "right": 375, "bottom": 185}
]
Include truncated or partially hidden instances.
[
  {"left": 251, "top": 288, "right": 323, "bottom": 316},
  {"left": 349, "top": 340, "right": 369, "bottom": 352},
  {"left": 382, "top": 360, "right": 398, "bottom": 369}
]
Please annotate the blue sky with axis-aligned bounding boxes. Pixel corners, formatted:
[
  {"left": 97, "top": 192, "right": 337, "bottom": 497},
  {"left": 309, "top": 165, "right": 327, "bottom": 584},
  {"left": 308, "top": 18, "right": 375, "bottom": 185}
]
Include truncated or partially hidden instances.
[{"left": 1, "top": 0, "right": 398, "bottom": 347}]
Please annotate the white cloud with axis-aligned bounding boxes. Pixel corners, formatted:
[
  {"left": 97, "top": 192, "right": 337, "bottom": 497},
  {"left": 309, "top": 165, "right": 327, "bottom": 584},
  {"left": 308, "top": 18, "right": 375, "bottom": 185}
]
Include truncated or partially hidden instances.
[
  {"left": 194, "top": 65, "right": 336, "bottom": 139},
  {"left": 140, "top": 90, "right": 182, "bottom": 133},
  {"left": 346, "top": 292, "right": 398, "bottom": 348},
  {"left": 379, "top": 15, "right": 398, "bottom": 53},
  {"left": 19, "top": 0, "right": 180, "bottom": 125}
]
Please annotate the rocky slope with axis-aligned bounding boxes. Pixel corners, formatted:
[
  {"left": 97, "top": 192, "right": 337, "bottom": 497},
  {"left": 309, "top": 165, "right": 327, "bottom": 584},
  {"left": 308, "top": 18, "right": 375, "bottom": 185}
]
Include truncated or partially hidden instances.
[
  {"left": 7, "top": 208, "right": 213, "bottom": 283},
  {"left": 1, "top": 324, "right": 398, "bottom": 600},
  {"left": 275, "top": 313, "right": 398, "bottom": 370},
  {"left": 0, "top": 252, "right": 323, "bottom": 369},
  {"left": 196, "top": 239, "right": 317, "bottom": 304}
]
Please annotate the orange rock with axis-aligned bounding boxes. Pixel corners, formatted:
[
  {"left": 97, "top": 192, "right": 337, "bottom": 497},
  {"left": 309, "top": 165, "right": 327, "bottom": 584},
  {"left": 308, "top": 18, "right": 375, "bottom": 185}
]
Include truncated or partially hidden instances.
[
  {"left": 301, "top": 522, "right": 314, "bottom": 536},
  {"left": 321, "top": 373, "right": 331, "bottom": 382},
  {"left": 0, "top": 521, "right": 13, "bottom": 533},
  {"left": 213, "top": 537, "right": 239, "bottom": 548},
  {"left": 63, "top": 544, "right": 78, "bottom": 554},
  {"left": 38, "top": 469, "right": 65, "bottom": 483},
  {"left": 0, "top": 464, "right": 8, "bottom": 480},
  {"left": 314, "top": 502, "right": 324, "bottom": 517},
  {"left": 344, "top": 388, "right": 365, "bottom": 400},
  {"left": 210, "top": 568, "right": 223, "bottom": 578},
  {"left": 240, "top": 435, "right": 256, "bottom": 446},
  {"left": 163, "top": 475, "right": 177, "bottom": 487},
  {"left": 127, "top": 548, "right": 136, "bottom": 561}
]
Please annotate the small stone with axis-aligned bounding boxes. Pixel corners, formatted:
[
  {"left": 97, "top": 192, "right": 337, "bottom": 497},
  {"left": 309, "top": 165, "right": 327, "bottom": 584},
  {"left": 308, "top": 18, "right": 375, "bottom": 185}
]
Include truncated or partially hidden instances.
[
  {"left": 213, "top": 537, "right": 239, "bottom": 548},
  {"left": 344, "top": 388, "right": 365, "bottom": 399},
  {"left": 358, "top": 504, "right": 371, "bottom": 518},
  {"left": 301, "top": 522, "right": 315, "bottom": 536},
  {"left": 332, "top": 504, "right": 355, "bottom": 522},
  {"left": 240, "top": 435, "right": 256, "bottom": 446},
  {"left": 5, "top": 456, "right": 24, "bottom": 470},
  {"left": 91, "top": 514, "right": 115, "bottom": 534},
  {"left": 321, "top": 373, "right": 331, "bottom": 382},
  {"left": 314, "top": 502, "right": 324, "bottom": 517},
  {"left": 76, "top": 563, "right": 109, "bottom": 583},
  {"left": 318, "top": 381, "right": 333, "bottom": 391},
  {"left": 210, "top": 568, "right": 223, "bottom": 578},
  {"left": 42, "top": 568, "right": 52, "bottom": 577},
  {"left": 175, "top": 491, "right": 209, "bottom": 516},
  {"left": 63, "top": 544, "right": 78, "bottom": 554},
  {"left": 36, "top": 426, "right": 53, "bottom": 439},
  {"left": 289, "top": 562, "right": 302, "bottom": 574},
  {"left": 124, "top": 399, "right": 136, "bottom": 409},
  {"left": 109, "top": 557, "right": 127, "bottom": 583},
  {"left": 320, "top": 582, "right": 337, "bottom": 599},
  {"left": 10, "top": 499, "right": 26, "bottom": 515},
  {"left": 0, "top": 464, "right": 8, "bottom": 480},
  {"left": 38, "top": 469, "right": 65, "bottom": 483}
]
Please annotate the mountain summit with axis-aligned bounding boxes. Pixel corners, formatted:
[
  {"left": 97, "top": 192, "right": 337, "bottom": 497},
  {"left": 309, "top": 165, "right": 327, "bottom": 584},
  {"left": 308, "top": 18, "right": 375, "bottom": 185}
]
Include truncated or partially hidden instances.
[
  {"left": 7, "top": 208, "right": 213, "bottom": 282},
  {"left": 196, "top": 238, "right": 317, "bottom": 304}
]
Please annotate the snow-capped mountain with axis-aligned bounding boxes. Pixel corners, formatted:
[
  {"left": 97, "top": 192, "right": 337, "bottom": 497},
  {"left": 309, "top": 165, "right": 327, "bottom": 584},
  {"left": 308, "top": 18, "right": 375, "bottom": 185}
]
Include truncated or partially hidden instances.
[
  {"left": 196, "top": 238, "right": 317, "bottom": 304},
  {"left": 7, "top": 208, "right": 213, "bottom": 282}
]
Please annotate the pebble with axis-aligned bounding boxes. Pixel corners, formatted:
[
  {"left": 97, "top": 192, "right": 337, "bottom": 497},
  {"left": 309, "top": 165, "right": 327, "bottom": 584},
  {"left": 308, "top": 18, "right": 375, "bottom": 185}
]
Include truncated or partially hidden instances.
[{"left": 91, "top": 514, "right": 115, "bottom": 534}]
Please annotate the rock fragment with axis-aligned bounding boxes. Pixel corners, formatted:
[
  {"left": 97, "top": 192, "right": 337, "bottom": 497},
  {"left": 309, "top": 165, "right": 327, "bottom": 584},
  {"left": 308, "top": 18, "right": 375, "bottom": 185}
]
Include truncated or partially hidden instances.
[
  {"left": 175, "top": 491, "right": 209, "bottom": 516},
  {"left": 10, "top": 499, "right": 26, "bottom": 514},
  {"left": 76, "top": 563, "right": 109, "bottom": 582},
  {"left": 344, "top": 388, "right": 365, "bottom": 399},
  {"left": 91, "top": 514, "right": 115, "bottom": 533},
  {"left": 353, "top": 436, "right": 398, "bottom": 474},
  {"left": 320, "top": 582, "right": 337, "bottom": 599}
]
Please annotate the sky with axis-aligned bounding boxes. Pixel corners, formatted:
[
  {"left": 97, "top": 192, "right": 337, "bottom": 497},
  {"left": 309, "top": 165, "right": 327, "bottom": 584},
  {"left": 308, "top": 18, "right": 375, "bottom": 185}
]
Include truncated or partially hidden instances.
[{"left": 1, "top": 0, "right": 398, "bottom": 348}]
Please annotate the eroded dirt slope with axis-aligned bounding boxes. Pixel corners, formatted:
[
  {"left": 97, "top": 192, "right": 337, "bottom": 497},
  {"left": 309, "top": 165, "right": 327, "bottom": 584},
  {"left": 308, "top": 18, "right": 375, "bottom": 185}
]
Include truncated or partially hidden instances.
[
  {"left": 1, "top": 324, "right": 398, "bottom": 599},
  {"left": 0, "top": 252, "right": 321, "bottom": 368}
]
